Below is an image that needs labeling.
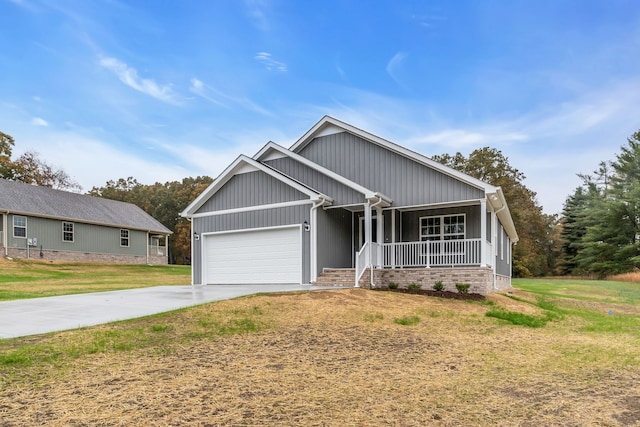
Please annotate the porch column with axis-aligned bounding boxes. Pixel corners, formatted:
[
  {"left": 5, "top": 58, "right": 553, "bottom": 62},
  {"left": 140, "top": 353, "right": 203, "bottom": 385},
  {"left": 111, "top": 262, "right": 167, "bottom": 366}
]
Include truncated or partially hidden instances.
[
  {"left": 376, "top": 207, "right": 383, "bottom": 267},
  {"left": 391, "top": 209, "right": 396, "bottom": 268},
  {"left": 480, "top": 199, "right": 487, "bottom": 267}
]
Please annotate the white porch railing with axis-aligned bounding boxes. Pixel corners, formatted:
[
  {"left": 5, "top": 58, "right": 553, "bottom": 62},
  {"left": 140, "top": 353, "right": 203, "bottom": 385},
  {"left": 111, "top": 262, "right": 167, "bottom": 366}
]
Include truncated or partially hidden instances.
[
  {"left": 379, "top": 238, "right": 483, "bottom": 268},
  {"left": 148, "top": 245, "right": 166, "bottom": 256},
  {"left": 355, "top": 241, "right": 370, "bottom": 286}
]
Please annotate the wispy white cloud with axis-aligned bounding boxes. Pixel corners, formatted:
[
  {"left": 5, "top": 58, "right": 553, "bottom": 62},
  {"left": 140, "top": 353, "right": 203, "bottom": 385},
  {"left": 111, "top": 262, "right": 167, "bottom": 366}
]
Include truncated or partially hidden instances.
[
  {"left": 189, "top": 78, "right": 228, "bottom": 108},
  {"left": 99, "top": 56, "right": 178, "bottom": 104},
  {"left": 245, "top": 0, "right": 270, "bottom": 31},
  {"left": 407, "top": 129, "right": 528, "bottom": 148},
  {"left": 30, "top": 117, "right": 48, "bottom": 127},
  {"left": 189, "top": 77, "right": 273, "bottom": 116},
  {"left": 255, "top": 52, "right": 288, "bottom": 72},
  {"left": 386, "top": 52, "right": 408, "bottom": 86},
  {"left": 409, "top": 14, "right": 447, "bottom": 28}
]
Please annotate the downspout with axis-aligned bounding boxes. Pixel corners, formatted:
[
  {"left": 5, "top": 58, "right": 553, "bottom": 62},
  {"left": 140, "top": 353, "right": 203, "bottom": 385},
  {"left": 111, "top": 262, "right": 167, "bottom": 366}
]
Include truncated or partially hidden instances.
[
  {"left": 310, "top": 197, "right": 328, "bottom": 284},
  {"left": 369, "top": 196, "right": 386, "bottom": 288},
  {"left": 2, "top": 211, "right": 8, "bottom": 257},
  {"left": 188, "top": 217, "right": 195, "bottom": 286}
]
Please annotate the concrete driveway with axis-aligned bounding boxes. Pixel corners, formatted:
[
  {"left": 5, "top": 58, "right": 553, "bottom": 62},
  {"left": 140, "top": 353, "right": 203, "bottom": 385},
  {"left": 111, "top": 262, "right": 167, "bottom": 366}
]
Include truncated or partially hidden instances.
[{"left": 0, "top": 284, "right": 336, "bottom": 339}]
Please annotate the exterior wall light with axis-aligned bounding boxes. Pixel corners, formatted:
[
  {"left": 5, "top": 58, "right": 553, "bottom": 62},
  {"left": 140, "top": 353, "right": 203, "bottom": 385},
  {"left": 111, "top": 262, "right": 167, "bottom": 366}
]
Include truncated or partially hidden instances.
[
  {"left": 193, "top": 231, "right": 200, "bottom": 241},
  {"left": 303, "top": 221, "right": 310, "bottom": 232}
]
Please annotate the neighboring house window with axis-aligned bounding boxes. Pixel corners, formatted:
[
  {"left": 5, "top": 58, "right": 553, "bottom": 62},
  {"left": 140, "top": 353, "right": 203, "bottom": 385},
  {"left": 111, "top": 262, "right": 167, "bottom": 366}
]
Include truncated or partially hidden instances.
[
  {"left": 120, "top": 229, "right": 130, "bottom": 247},
  {"left": 420, "top": 214, "right": 465, "bottom": 241},
  {"left": 13, "top": 216, "right": 26, "bottom": 238},
  {"left": 63, "top": 222, "right": 74, "bottom": 242}
]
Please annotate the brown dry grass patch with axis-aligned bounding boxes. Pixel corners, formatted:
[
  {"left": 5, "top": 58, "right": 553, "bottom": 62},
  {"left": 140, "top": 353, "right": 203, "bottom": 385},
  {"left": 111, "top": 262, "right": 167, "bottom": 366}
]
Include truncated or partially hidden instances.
[
  {"left": 1, "top": 289, "right": 640, "bottom": 426},
  {"left": 610, "top": 271, "right": 640, "bottom": 283}
]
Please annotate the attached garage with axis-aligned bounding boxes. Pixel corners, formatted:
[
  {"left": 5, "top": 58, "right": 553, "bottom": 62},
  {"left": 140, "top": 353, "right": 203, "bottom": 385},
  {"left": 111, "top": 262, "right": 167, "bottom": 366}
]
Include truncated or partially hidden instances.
[{"left": 203, "top": 226, "right": 302, "bottom": 284}]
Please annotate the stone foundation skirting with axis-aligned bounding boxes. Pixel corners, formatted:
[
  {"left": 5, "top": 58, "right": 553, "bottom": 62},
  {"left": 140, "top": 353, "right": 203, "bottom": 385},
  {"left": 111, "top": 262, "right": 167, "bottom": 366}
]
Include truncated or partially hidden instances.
[
  {"left": 494, "top": 274, "right": 512, "bottom": 291},
  {"left": 362, "top": 267, "right": 504, "bottom": 296},
  {"left": 3, "top": 247, "right": 168, "bottom": 265}
]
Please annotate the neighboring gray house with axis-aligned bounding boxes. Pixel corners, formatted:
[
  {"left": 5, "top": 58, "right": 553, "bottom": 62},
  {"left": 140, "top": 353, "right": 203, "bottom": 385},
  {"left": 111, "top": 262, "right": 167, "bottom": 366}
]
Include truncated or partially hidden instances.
[
  {"left": 181, "top": 116, "right": 519, "bottom": 294},
  {"left": 0, "top": 179, "right": 171, "bottom": 264}
]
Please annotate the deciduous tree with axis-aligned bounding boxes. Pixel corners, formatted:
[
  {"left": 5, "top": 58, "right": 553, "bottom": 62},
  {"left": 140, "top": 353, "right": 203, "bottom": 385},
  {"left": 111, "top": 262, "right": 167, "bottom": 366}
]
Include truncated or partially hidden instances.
[
  {"left": 0, "top": 131, "right": 80, "bottom": 190},
  {"left": 433, "top": 147, "right": 554, "bottom": 276},
  {"left": 89, "top": 176, "right": 213, "bottom": 264}
]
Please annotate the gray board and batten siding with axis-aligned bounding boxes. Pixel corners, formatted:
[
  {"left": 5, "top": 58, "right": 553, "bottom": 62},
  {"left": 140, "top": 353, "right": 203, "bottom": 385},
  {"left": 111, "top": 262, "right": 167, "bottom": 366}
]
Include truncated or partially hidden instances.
[
  {"left": 298, "top": 132, "right": 485, "bottom": 207},
  {"left": 495, "top": 225, "right": 511, "bottom": 277},
  {"left": 264, "top": 157, "right": 364, "bottom": 207},
  {"left": 400, "top": 205, "right": 483, "bottom": 242},
  {"left": 316, "top": 208, "right": 353, "bottom": 275},
  {"left": 192, "top": 204, "right": 312, "bottom": 285},
  {"left": 351, "top": 205, "right": 483, "bottom": 245},
  {"left": 198, "top": 170, "right": 308, "bottom": 212}
]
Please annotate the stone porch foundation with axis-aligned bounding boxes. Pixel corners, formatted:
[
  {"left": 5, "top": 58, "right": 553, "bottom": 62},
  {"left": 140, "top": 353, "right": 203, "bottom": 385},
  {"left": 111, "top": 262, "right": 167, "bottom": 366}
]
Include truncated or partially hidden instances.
[{"left": 361, "top": 267, "right": 511, "bottom": 296}]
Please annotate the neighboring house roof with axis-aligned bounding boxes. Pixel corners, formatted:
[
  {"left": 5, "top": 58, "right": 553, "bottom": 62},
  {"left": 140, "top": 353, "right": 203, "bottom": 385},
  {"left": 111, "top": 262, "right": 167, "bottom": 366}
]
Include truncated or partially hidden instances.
[
  {"left": 0, "top": 179, "right": 171, "bottom": 234},
  {"left": 181, "top": 155, "right": 333, "bottom": 217}
]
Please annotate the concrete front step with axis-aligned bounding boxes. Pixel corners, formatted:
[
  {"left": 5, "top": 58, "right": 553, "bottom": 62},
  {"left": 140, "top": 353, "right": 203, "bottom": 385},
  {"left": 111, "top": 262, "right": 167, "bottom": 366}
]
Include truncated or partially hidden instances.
[{"left": 313, "top": 268, "right": 356, "bottom": 287}]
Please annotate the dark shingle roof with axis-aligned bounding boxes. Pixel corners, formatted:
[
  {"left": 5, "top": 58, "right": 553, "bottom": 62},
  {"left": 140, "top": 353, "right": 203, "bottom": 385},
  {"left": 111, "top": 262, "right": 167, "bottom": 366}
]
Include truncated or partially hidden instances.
[{"left": 0, "top": 179, "right": 171, "bottom": 234}]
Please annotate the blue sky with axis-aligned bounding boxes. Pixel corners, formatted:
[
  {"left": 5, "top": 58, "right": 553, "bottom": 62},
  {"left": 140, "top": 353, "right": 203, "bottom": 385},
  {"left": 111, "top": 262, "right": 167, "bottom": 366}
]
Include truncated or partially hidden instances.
[{"left": 2, "top": 0, "right": 639, "bottom": 214}]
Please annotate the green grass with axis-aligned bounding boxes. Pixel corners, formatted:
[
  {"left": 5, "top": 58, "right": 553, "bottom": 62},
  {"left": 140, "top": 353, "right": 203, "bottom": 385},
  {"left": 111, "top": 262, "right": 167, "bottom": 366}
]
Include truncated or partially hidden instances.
[
  {"left": 393, "top": 315, "right": 421, "bottom": 325},
  {"left": 0, "top": 302, "right": 270, "bottom": 378},
  {"left": 485, "top": 308, "right": 549, "bottom": 328},
  {"left": 513, "top": 278, "right": 640, "bottom": 305},
  {"left": 0, "top": 259, "right": 191, "bottom": 301},
  {"left": 509, "top": 278, "right": 640, "bottom": 333}
]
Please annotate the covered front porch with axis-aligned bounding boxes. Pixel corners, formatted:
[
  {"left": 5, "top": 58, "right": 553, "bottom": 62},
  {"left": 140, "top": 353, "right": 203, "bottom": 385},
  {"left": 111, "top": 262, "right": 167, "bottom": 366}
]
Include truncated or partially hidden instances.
[{"left": 349, "top": 197, "right": 499, "bottom": 288}]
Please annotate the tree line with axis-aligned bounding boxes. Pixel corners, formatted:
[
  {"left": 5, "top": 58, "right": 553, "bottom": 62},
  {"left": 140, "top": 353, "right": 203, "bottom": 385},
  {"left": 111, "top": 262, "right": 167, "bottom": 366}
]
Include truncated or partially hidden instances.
[
  {"left": 561, "top": 130, "right": 640, "bottom": 278},
  {"left": 4, "top": 128, "right": 638, "bottom": 277},
  {"left": 87, "top": 177, "right": 213, "bottom": 264},
  {"left": 0, "top": 131, "right": 212, "bottom": 264}
]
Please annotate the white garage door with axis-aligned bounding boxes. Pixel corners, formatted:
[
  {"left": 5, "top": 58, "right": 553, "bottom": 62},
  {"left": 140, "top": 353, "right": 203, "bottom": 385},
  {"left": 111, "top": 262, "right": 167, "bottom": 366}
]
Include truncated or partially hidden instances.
[{"left": 203, "top": 226, "right": 302, "bottom": 284}]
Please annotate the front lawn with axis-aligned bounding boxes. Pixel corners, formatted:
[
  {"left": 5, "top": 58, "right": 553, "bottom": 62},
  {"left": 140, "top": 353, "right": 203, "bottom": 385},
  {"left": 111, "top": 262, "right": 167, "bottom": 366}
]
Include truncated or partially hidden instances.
[
  {"left": 0, "top": 258, "right": 191, "bottom": 300},
  {"left": 1, "top": 278, "right": 639, "bottom": 425}
]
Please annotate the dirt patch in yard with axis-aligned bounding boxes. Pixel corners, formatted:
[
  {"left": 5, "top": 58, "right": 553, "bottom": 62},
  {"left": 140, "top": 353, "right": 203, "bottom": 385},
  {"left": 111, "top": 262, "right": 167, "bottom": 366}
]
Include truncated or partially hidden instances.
[{"left": 1, "top": 289, "right": 639, "bottom": 426}]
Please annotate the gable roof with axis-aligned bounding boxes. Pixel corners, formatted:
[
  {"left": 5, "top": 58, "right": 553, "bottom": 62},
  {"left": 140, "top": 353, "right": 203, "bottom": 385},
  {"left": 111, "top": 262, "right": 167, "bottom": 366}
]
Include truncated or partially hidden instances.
[
  {"left": 289, "top": 115, "right": 517, "bottom": 242},
  {"left": 181, "top": 154, "right": 333, "bottom": 217},
  {"left": 0, "top": 179, "right": 171, "bottom": 234},
  {"left": 253, "top": 141, "right": 392, "bottom": 205},
  {"left": 291, "top": 116, "right": 499, "bottom": 193}
]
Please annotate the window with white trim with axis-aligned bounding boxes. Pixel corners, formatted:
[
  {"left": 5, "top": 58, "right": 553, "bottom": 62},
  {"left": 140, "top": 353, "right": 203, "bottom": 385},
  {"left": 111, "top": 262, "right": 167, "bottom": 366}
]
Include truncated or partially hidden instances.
[
  {"left": 420, "top": 214, "right": 465, "bottom": 241},
  {"left": 63, "top": 222, "right": 74, "bottom": 242},
  {"left": 120, "top": 229, "right": 130, "bottom": 247},
  {"left": 13, "top": 216, "right": 26, "bottom": 238}
]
